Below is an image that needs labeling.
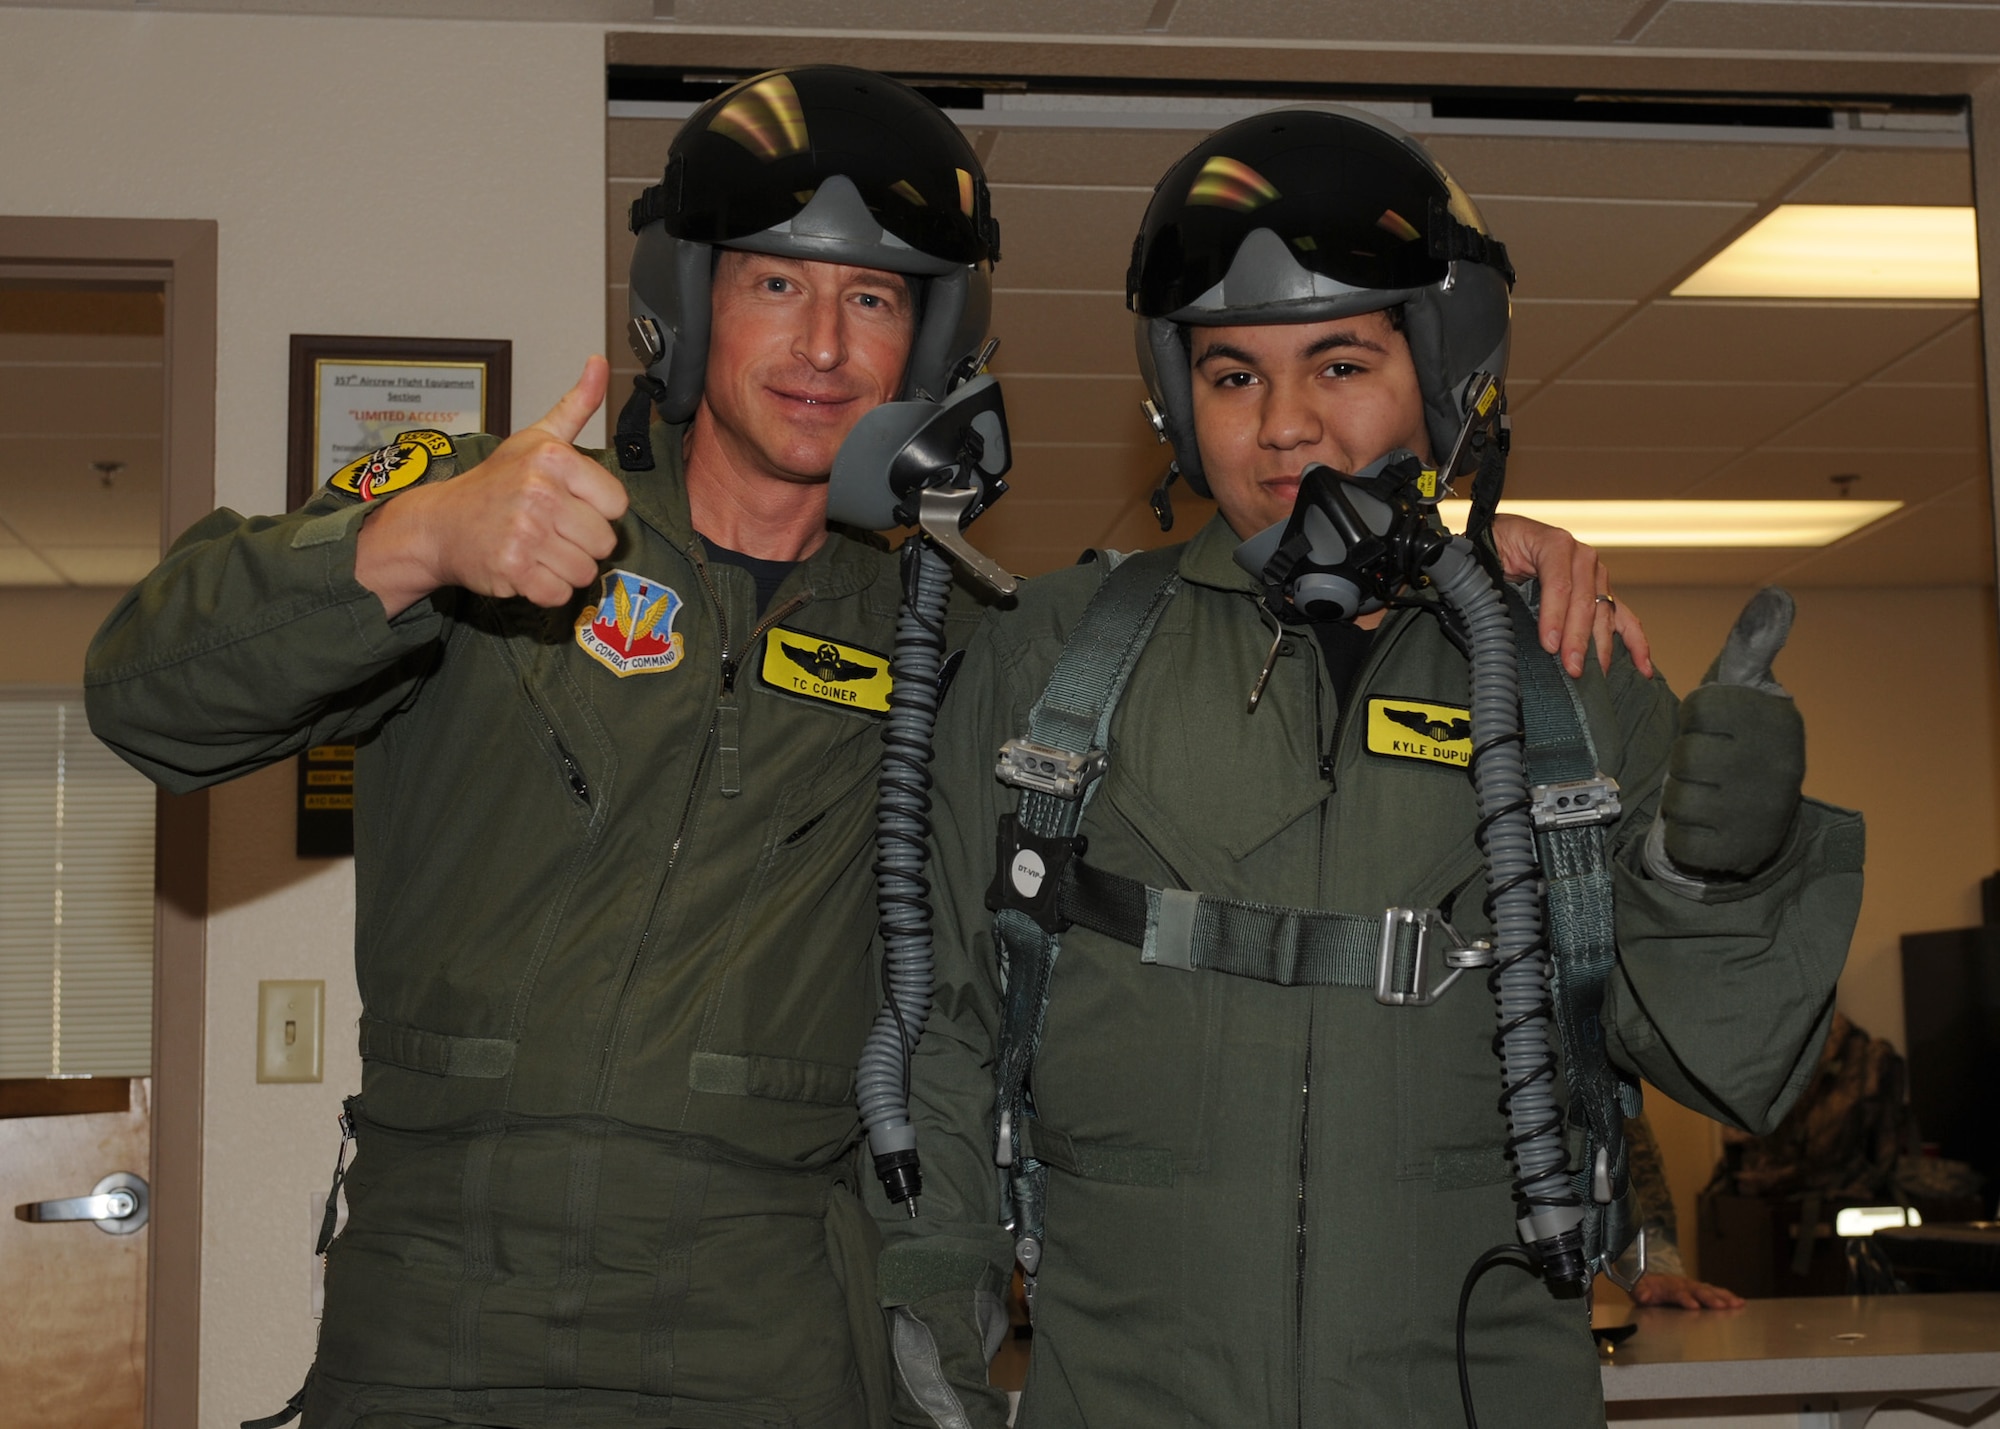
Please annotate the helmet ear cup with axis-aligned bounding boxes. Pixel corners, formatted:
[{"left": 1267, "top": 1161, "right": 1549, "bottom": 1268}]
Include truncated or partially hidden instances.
[
  {"left": 903, "top": 264, "right": 989, "bottom": 401},
  {"left": 1402, "top": 263, "right": 1512, "bottom": 467},
  {"left": 1136, "top": 316, "right": 1209, "bottom": 498},
  {"left": 628, "top": 226, "right": 713, "bottom": 424}
]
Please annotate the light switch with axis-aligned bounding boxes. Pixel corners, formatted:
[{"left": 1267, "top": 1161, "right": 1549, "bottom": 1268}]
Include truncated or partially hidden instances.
[{"left": 257, "top": 980, "right": 324, "bottom": 1083}]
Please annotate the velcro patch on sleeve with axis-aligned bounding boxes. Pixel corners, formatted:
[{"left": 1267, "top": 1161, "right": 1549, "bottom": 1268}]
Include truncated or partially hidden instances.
[
  {"left": 758, "top": 626, "right": 893, "bottom": 713},
  {"left": 1365, "top": 697, "right": 1472, "bottom": 768},
  {"left": 326, "top": 429, "right": 457, "bottom": 501}
]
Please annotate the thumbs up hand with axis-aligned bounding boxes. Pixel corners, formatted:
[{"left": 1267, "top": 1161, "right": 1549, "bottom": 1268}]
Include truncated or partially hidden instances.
[
  {"left": 1648, "top": 588, "right": 1807, "bottom": 883},
  {"left": 355, "top": 356, "right": 631, "bottom": 617}
]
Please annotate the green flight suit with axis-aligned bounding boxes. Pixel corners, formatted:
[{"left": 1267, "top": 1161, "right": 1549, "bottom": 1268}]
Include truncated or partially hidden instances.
[
  {"left": 878, "top": 515, "right": 1864, "bottom": 1428},
  {"left": 86, "top": 424, "right": 964, "bottom": 1429}
]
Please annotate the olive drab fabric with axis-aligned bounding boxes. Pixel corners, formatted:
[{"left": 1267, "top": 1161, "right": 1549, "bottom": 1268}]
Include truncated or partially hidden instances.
[
  {"left": 85, "top": 425, "right": 973, "bottom": 1429},
  {"left": 877, "top": 513, "right": 1864, "bottom": 1429}
]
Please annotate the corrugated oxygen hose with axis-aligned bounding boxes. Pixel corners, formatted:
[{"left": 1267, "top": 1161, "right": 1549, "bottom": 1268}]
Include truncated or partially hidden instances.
[
  {"left": 857, "top": 538, "right": 955, "bottom": 1212},
  {"left": 1426, "top": 539, "right": 1585, "bottom": 1281}
]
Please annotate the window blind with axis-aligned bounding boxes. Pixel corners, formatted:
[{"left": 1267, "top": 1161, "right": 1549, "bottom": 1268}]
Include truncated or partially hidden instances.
[{"left": 0, "top": 692, "right": 155, "bottom": 1078}]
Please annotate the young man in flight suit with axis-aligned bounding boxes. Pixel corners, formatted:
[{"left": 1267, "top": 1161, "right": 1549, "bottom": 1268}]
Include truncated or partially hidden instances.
[
  {"left": 87, "top": 70, "right": 1648, "bottom": 1429},
  {"left": 877, "top": 108, "right": 1864, "bottom": 1428}
]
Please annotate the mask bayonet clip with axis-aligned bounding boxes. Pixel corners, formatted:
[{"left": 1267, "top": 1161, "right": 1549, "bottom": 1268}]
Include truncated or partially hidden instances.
[{"left": 917, "top": 486, "right": 1018, "bottom": 597}]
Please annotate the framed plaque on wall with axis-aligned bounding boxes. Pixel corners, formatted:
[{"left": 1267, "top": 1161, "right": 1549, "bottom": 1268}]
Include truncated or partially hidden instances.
[{"left": 284, "top": 333, "right": 512, "bottom": 857}]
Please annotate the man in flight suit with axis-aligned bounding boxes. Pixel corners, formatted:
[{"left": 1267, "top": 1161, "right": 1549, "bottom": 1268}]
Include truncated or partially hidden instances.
[
  {"left": 88, "top": 72, "right": 1654, "bottom": 1429},
  {"left": 877, "top": 108, "right": 1864, "bottom": 1428},
  {"left": 87, "top": 68, "right": 1006, "bottom": 1429}
]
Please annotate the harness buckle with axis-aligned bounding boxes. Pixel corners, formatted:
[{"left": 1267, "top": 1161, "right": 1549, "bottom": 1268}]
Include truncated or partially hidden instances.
[
  {"left": 1374, "top": 907, "right": 1492, "bottom": 1007},
  {"left": 1530, "top": 774, "right": 1622, "bottom": 831},
  {"left": 995, "top": 738, "right": 1106, "bottom": 800}
]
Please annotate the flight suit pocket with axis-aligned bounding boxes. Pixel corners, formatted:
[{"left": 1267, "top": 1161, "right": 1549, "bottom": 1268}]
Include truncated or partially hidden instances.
[
  {"left": 689, "top": 1051, "right": 857, "bottom": 1106},
  {"left": 359, "top": 1015, "right": 517, "bottom": 1078}
]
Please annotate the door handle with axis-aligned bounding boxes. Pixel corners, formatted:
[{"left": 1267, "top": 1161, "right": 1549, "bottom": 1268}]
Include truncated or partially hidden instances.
[{"left": 16, "top": 1171, "right": 148, "bottom": 1234}]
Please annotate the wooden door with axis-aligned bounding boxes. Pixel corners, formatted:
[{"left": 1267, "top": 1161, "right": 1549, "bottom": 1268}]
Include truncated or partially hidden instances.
[{"left": 0, "top": 1078, "right": 149, "bottom": 1427}]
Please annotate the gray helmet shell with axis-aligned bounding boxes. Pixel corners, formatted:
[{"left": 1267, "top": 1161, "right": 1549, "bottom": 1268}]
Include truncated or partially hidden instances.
[
  {"left": 628, "top": 67, "right": 999, "bottom": 423},
  {"left": 1129, "top": 106, "right": 1511, "bottom": 498}
]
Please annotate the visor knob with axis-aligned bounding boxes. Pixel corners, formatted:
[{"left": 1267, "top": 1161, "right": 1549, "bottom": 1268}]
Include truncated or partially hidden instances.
[{"left": 627, "top": 315, "right": 665, "bottom": 367}]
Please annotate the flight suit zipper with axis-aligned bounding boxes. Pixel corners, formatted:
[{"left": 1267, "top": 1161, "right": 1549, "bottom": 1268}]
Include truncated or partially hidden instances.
[
  {"left": 523, "top": 687, "right": 589, "bottom": 805},
  {"left": 1294, "top": 1022, "right": 1313, "bottom": 1429},
  {"left": 591, "top": 549, "right": 810, "bottom": 1096}
]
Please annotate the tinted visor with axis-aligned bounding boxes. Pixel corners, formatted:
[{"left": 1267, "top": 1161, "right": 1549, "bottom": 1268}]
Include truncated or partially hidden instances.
[
  {"left": 648, "top": 67, "right": 996, "bottom": 266},
  {"left": 1129, "top": 111, "right": 1457, "bottom": 316}
]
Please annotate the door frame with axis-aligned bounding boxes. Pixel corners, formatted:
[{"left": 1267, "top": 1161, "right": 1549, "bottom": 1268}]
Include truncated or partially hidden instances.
[{"left": 0, "top": 215, "right": 215, "bottom": 1429}]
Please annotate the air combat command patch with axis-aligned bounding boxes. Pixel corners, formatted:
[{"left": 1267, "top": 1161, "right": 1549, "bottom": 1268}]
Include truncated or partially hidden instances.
[
  {"left": 758, "top": 626, "right": 892, "bottom": 713},
  {"left": 327, "top": 429, "right": 456, "bottom": 500},
  {"left": 575, "top": 570, "right": 686, "bottom": 677},
  {"left": 1366, "top": 696, "right": 1473, "bottom": 768}
]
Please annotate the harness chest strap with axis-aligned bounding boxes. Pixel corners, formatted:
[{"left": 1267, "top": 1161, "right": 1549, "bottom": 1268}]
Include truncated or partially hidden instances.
[{"left": 987, "top": 548, "right": 1183, "bottom": 1268}]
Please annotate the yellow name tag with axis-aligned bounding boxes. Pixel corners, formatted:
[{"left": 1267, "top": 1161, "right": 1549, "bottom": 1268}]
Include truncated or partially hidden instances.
[
  {"left": 759, "top": 627, "right": 893, "bottom": 713},
  {"left": 1366, "top": 697, "right": 1472, "bottom": 767}
]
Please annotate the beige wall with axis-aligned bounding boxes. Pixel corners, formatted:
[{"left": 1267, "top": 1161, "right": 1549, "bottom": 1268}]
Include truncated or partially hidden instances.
[
  {"left": 0, "top": 9, "right": 607, "bottom": 1426},
  {"left": 1622, "top": 582, "right": 2000, "bottom": 1271}
]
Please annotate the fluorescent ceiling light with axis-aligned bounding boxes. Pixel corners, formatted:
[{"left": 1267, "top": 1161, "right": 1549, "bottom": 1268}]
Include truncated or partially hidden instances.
[
  {"left": 1674, "top": 205, "right": 1977, "bottom": 300},
  {"left": 1437, "top": 500, "right": 1902, "bottom": 547}
]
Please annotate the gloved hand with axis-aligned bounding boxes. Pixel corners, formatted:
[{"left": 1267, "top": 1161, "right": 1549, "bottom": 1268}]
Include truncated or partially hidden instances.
[{"left": 1646, "top": 588, "right": 1805, "bottom": 884}]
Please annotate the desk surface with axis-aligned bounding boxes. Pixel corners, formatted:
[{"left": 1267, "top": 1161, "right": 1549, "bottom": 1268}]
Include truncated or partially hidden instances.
[{"left": 1596, "top": 1293, "right": 2000, "bottom": 1401}]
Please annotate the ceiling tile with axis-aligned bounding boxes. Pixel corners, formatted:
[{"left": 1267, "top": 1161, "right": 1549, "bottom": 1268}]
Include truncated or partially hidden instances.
[
  {"left": 0, "top": 334, "right": 162, "bottom": 365},
  {"left": 1501, "top": 446, "right": 1739, "bottom": 500},
  {"left": 980, "top": 128, "right": 1210, "bottom": 189},
  {"left": 0, "top": 549, "right": 63, "bottom": 587},
  {"left": 1875, "top": 315, "right": 1983, "bottom": 384},
  {"left": 1509, "top": 301, "right": 1635, "bottom": 383},
  {"left": 1762, "top": 482, "right": 1997, "bottom": 587},
  {"left": 1002, "top": 375, "right": 1156, "bottom": 446},
  {"left": 988, "top": 186, "right": 1153, "bottom": 292},
  {"left": 35, "top": 548, "right": 161, "bottom": 586},
  {"left": 1475, "top": 197, "right": 1756, "bottom": 301},
  {"left": 606, "top": 118, "right": 681, "bottom": 182},
  {"left": 0, "top": 469, "right": 162, "bottom": 550},
  {"left": 1572, "top": 546, "right": 1798, "bottom": 589},
  {"left": 1687, "top": 445, "right": 1985, "bottom": 502},
  {"left": 989, "top": 292, "right": 1135, "bottom": 375},
  {"left": 1431, "top": 136, "right": 1813, "bottom": 202},
  {"left": 1771, "top": 381, "right": 1985, "bottom": 452},
  {"left": 0, "top": 366, "right": 162, "bottom": 439},
  {"left": 1784, "top": 148, "right": 1974, "bottom": 207},
  {"left": 1640, "top": 0, "right": 2000, "bottom": 53},
  {"left": 1004, "top": 440, "right": 1169, "bottom": 505},
  {"left": 1515, "top": 379, "right": 1841, "bottom": 451},
  {"left": 1566, "top": 301, "right": 1966, "bottom": 386}
]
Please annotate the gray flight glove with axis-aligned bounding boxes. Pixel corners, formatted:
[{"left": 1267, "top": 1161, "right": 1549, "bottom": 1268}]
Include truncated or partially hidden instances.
[{"left": 1643, "top": 588, "right": 1806, "bottom": 890}]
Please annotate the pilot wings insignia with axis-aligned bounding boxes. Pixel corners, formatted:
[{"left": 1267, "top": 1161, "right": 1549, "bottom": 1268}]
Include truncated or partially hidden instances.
[
  {"left": 1382, "top": 706, "right": 1472, "bottom": 744},
  {"left": 782, "top": 640, "right": 880, "bottom": 684}
]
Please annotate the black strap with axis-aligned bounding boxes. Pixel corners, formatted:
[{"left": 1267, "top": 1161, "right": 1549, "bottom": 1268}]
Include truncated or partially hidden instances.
[
  {"left": 616, "top": 374, "right": 666, "bottom": 472},
  {"left": 1506, "top": 587, "right": 1640, "bottom": 1272},
  {"left": 629, "top": 183, "right": 670, "bottom": 234},
  {"left": 1429, "top": 198, "right": 1515, "bottom": 288}
]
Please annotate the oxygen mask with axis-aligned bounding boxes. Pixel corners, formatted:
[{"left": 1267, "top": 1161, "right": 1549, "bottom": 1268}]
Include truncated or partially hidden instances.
[
  {"left": 1231, "top": 450, "right": 1451, "bottom": 625},
  {"left": 826, "top": 362, "right": 1016, "bottom": 597}
]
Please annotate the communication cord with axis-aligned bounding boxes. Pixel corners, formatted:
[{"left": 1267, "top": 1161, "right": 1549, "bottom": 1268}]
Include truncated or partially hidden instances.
[
  {"left": 1427, "top": 539, "right": 1587, "bottom": 1427},
  {"left": 855, "top": 537, "right": 955, "bottom": 1212}
]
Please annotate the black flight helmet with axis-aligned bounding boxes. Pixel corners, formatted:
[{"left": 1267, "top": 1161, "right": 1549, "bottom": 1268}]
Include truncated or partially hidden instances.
[
  {"left": 1127, "top": 107, "right": 1513, "bottom": 497},
  {"left": 626, "top": 66, "right": 1001, "bottom": 432}
]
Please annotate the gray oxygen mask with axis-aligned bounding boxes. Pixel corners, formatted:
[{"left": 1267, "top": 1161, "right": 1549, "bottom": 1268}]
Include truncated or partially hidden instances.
[
  {"left": 1231, "top": 450, "right": 1450, "bottom": 624},
  {"left": 827, "top": 370, "right": 1015, "bottom": 595}
]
